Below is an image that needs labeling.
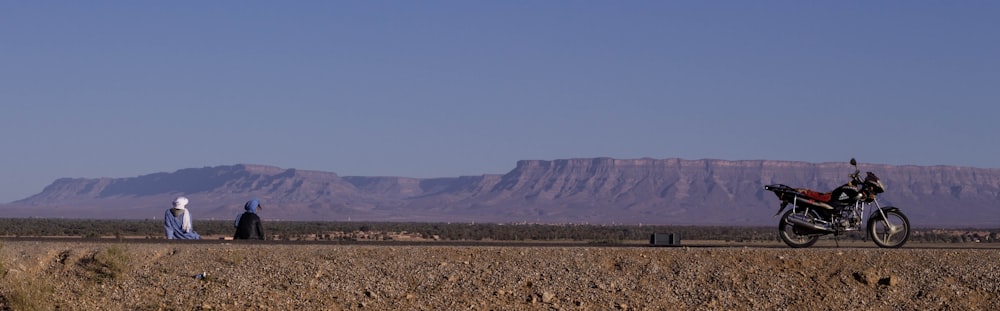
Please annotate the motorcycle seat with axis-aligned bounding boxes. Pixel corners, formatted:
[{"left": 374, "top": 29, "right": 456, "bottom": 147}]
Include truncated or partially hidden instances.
[{"left": 797, "top": 188, "right": 832, "bottom": 202}]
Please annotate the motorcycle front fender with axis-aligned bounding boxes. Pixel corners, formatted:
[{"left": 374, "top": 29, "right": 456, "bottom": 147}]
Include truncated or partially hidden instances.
[{"left": 869, "top": 206, "right": 901, "bottom": 219}]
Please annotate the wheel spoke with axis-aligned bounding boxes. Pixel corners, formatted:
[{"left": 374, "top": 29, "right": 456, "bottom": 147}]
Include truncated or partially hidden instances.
[
  {"left": 882, "top": 220, "right": 896, "bottom": 241},
  {"left": 881, "top": 223, "right": 896, "bottom": 242}
]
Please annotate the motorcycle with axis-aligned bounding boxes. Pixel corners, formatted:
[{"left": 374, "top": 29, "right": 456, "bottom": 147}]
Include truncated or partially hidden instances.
[{"left": 764, "top": 158, "right": 910, "bottom": 248}]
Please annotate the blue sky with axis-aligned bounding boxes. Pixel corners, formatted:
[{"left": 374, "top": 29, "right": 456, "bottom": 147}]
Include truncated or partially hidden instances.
[{"left": 2, "top": 2, "right": 998, "bottom": 203}]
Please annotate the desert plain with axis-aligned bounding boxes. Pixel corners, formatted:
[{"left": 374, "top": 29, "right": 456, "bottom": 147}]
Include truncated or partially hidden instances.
[{"left": 1, "top": 239, "right": 998, "bottom": 310}]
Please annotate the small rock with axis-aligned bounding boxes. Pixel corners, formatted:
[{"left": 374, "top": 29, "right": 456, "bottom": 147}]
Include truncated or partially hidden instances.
[
  {"left": 541, "top": 291, "right": 555, "bottom": 303},
  {"left": 854, "top": 270, "right": 878, "bottom": 287},
  {"left": 880, "top": 274, "right": 901, "bottom": 287}
]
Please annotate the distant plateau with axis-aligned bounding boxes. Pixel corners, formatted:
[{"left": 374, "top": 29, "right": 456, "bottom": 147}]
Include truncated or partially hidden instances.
[{"left": 2, "top": 158, "right": 998, "bottom": 227}]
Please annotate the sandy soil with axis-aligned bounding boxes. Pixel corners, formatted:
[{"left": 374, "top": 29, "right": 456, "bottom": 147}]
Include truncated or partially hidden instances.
[{"left": 1, "top": 240, "right": 998, "bottom": 310}]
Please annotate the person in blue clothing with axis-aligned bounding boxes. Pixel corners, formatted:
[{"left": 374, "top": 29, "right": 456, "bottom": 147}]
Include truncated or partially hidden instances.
[
  {"left": 234, "top": 198, "right": 266, "bottom": 240},
  {"left": 164, "top": 196, "right": 201, "bottom": 239}
]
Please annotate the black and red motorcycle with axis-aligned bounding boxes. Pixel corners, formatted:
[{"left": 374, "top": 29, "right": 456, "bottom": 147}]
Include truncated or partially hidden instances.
[{"left": 764, "top": 158, "right": 910, "bottom": 248}]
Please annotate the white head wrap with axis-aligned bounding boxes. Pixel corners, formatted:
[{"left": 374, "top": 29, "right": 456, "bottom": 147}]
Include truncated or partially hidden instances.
[{"left": 172, "top": 196, "right": 192, "bottom": 233}]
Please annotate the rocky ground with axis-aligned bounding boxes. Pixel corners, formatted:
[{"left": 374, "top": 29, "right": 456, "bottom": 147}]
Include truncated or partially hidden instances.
[{"left": 1, "top": 240, "right": 998, "bottom": 310}]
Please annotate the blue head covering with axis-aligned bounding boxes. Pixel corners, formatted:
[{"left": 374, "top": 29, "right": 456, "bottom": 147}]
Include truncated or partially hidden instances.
[{"left": 244, "top": 199, "right": 260, "bottom": 213}]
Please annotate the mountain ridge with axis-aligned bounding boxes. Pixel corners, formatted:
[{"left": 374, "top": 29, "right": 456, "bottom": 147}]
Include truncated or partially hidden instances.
[{"left": 3, "top": 158, "right": 999, "bottom": 227}]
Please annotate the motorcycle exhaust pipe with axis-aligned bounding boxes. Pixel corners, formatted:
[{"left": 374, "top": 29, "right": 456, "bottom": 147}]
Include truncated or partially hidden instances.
[{"left": 787, "top": 214, "right": 834, "bottom": 232}]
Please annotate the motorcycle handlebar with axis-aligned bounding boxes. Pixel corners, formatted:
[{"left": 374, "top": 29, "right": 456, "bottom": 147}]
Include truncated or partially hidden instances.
[{"left": 849, "top": 170, "right": 862, "bottom": 182}]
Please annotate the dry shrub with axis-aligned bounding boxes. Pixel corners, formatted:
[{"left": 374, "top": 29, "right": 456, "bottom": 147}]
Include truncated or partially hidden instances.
[
  {"left": 4, "top": 277, "right": 54, "bottom": 311},
  {"left": 219, "top": 249, "right": 246, "bottom": 266},
  {"left": 84, "top": 244, "right": 132, "bottom": 282},
  {"left": 0, "top": 240, "right": 5, "bottom": 278}
]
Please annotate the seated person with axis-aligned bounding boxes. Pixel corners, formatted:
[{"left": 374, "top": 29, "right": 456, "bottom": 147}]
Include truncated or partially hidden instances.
[
  {"left": 234, "top": 198, "right": 266, "bottom": 240},
  {"left": 164, "top": 196, "right": 201, "bottom": 239}
]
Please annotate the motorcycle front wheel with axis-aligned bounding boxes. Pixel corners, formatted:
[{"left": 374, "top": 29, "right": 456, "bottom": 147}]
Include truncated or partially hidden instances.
[
  {"left": 778, "top": 209, "right": 821, "bottom": 248},
  {"left": 867, "top": 208, "right": 910, "bottom": 248}
]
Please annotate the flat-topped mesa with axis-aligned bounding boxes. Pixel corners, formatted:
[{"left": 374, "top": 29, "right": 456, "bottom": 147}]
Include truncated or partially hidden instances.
[
  {"left": 234, "top": 164, "right": 287, "bottom": 175},
  {"left": 514, "top": 158, "right": 843, "bottom": 171},
  {"left": 515, "top": 157, "right": 657, "bottom": 170},
  {"left": 7, "top": 158, "right": 1000, "bottom": 226},
  {"left": 229, "top": 164, "right": 343, "bottom": 180}
]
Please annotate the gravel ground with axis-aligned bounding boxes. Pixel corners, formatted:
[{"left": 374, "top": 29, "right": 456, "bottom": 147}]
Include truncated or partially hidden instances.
[{"left": 1, "top": 240, "right": 998, "bottom": 310}]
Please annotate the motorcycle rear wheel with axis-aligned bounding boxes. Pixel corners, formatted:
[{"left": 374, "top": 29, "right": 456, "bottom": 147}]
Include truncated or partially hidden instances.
[
  {"left": 867, "top": 209, "right": 910, "bottom": 248},
  {"left": 778, "top": 209, "right": 821, "bottom": 248}
]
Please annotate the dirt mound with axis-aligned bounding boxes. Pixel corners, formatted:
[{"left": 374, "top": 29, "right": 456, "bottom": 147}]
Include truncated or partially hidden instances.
[{"left": 1, "top": 241, "right": 997, "bottom": 310}]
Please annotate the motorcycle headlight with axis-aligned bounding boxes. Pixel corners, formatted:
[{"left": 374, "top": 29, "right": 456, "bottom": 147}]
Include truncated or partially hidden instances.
[{"left": 868, "top": 180, "right": 885, "bottom": 194}]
